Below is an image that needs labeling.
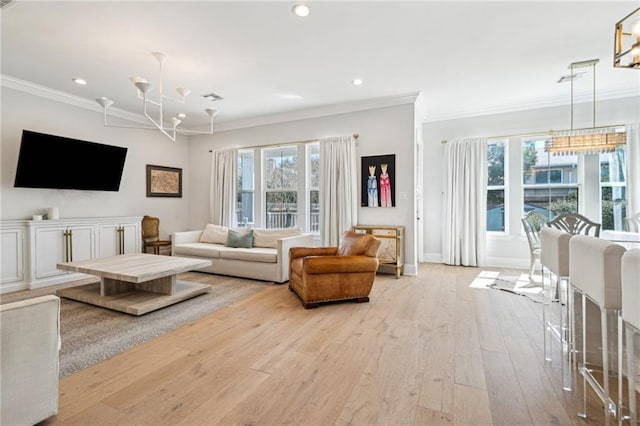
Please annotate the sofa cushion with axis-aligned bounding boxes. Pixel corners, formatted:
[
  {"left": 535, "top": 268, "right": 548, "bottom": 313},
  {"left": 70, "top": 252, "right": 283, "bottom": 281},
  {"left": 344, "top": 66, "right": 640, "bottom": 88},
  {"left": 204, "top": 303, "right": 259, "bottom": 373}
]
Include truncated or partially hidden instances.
[
  {"left": 226, "top": 229, "right": 254, "bottom": 248},
  {"left": 219, "top": 246, "right": 277, "bottom": 263},
  {"left": 200, "top": 224, "right": 228, "bottom": 244},
  {"left": 253, "top": 227, "right": 301, "bottom": 248},
  {"left": 173, "top": 243, "right": 222, "bottom": 258}
]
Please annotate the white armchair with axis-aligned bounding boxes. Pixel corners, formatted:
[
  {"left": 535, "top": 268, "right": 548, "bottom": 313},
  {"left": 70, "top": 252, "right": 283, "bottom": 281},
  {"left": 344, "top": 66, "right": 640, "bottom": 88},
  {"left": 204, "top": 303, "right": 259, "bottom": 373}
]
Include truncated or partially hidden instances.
[{"left": 1, "top": 295, "right": 60, "bottom": 425}]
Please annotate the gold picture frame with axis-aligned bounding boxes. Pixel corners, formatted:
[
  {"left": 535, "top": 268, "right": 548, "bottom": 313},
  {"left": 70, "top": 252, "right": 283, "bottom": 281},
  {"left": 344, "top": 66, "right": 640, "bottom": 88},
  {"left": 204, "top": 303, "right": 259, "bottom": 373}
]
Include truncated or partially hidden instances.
[{"left": 146, "top": 164, "right": 182, "bottom": 197}]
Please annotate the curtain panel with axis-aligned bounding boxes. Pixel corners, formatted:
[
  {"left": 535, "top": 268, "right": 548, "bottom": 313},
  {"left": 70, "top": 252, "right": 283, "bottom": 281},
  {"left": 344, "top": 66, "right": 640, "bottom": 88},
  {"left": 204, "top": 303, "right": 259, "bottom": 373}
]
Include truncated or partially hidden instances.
[
  {"left": 209, "top": 149, "right": 238, "bottom": 227},
  {"left": 626, "top": 123, "right": 640, "bottom": 216},
  {"left": 319, "top": 135, "right": 358, "bottom": 246},
  {"left": 441, "top": 138, "right": 488, "bottom": 266}
]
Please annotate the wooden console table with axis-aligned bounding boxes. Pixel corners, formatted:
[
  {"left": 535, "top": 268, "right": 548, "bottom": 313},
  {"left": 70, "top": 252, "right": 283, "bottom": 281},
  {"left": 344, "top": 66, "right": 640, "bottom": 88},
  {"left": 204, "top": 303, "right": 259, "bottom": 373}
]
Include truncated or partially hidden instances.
[
  {"left": 353, "top": 225, "right": 404, "bottom": 278},
  {"left": 56, "top": 253, "right": 212, "bottom": 315}
]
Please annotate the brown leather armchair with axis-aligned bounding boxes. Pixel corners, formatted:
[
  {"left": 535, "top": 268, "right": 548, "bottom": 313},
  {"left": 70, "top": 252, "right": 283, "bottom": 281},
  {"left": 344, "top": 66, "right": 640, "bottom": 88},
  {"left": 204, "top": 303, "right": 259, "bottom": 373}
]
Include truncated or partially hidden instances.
[{"left": 288, "top": 231, "right": 381, "bottom": 309}]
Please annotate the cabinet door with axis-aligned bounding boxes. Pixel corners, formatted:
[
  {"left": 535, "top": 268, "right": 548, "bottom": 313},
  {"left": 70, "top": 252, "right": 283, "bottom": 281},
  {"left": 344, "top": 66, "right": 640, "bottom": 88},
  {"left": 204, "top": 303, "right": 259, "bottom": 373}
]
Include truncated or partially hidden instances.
[
  {"left": 121, "top": 222, "right": 140, "bottom": 254},
  {"left": 1, "top": 227, "right": 24, "bottom": 285},
  {"left": 69, "top": 225, "right": 95, "bottom": 262},
  {"left": 97, "top": 223, "right": 120, "bottom": 257},
  {"left": 33, "top": 226, "right": 67, "bottom": 279}
]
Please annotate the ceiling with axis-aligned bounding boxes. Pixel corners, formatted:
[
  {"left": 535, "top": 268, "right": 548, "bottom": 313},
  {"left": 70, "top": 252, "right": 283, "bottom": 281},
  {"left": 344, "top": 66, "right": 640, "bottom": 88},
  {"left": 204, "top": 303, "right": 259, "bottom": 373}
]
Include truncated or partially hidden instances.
[{"left": 2, "top": 1, "right": 639, "bottom": 132}]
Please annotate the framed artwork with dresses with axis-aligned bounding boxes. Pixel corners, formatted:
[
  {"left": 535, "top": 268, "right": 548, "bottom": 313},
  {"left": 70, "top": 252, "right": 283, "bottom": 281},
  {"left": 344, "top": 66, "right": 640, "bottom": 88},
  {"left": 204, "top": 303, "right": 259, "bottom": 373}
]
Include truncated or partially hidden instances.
[{"left": 361, "top": 154, "right": 395, "bottom": 207}]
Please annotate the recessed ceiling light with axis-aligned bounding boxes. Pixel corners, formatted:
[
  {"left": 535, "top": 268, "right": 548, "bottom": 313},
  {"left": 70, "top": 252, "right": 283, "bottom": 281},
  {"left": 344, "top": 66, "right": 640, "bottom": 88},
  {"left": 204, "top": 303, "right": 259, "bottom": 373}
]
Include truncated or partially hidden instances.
[
  {"left": 292, "top": 3, "right": 310, "bottom": 17},
  {"left": 279, "top": 94, "right": 302, "bottom": 99},
  {"left": 352, "top": 78, "right": 364, "bottom": 86},
  {"left": 177, "top": 113, "right": 186, "bottom": 118},
  {"left": 72, "top": 77, "right": 87, "bottom": 86}
]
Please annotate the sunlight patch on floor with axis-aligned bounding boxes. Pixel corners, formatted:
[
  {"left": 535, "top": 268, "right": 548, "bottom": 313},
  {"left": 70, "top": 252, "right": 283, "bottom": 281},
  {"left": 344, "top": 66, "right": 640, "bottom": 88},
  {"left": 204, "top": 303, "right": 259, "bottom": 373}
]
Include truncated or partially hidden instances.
[{"left": 469, "top": 270, "right": 500, "bottom": 289}]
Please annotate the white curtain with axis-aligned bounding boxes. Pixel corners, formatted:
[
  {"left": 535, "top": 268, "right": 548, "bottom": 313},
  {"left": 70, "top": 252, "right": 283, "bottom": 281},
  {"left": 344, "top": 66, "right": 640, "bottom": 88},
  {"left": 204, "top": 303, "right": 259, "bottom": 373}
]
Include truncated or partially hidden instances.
[
  {"left": 626, "top": 123, "right": 640, "bottom": 216},
  {"left": 319, "top": 135, "right": 358, "bottom": 246},
  {"left": 209, "top": 149, "right": 237, "bottom": 226},
  {"left": 441, "top": 138, "right": 487, "bottom": 266}
]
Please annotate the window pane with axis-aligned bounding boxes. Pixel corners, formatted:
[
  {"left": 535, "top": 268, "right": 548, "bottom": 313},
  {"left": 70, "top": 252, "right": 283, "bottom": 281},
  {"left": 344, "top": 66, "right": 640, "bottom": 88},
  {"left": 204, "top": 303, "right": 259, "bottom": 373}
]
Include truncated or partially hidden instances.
[
  {"left": 310, "top": 190, "right": 319, "bottom": 232},
  {"left": 600, "top": 146, "right": 625, "bottom": 183},
  {"left": 524, "top": 187, "right": 578, "bottom": 217},
  {"left": 266, "top": 191, "right": 297, "bottom": 229},
  {"left": 309, "top": 144, "right": 320, "bottom": 189},
  {"left": 523, "top": 139, "right": 577, "bottom": 185},
  {"left": 237, "top": 150, "right": 254, "bottom": 226},
  {"left": 487, "top": 189, "right": 505, "bottom": 232},
  {"left": 265, "top": 147, "right": 298, "bottom": 190},
  {"left": 488, "top": 142, "right": 505, "bottom": 186},
  {"left": 602, "top": 186, "right": 626, "bottom": 231}
]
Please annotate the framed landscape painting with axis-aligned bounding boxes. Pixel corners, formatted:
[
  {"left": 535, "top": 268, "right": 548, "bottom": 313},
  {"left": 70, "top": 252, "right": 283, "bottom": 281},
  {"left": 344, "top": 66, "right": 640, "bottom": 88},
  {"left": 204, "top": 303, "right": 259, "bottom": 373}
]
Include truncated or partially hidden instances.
[
  {"left": 361, "top": 154, "right": 395, "bottom": 207},
  {"left": 146, "top": 164, "right": 182, "bottom": 197}
]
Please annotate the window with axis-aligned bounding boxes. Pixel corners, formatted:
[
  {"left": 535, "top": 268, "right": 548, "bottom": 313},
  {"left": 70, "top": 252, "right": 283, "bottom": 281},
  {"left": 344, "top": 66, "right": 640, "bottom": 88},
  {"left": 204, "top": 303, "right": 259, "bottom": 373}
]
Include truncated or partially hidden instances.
[
  {"left": 522, "top": 138, "right": 578, "bottom": 219},
  {"left": 487, "top": 140, "right": 506, "bottom": 232},
  {"left": 237, "top": 150, "right": 254, "bottom": 227},
  {"left": 264, "top": 146, "right": 298, "bottom": 229},
  {"left": 600, "top": 146, "right": 627, "bottom": 231},
  {"left": 308, "top": 143, "right": 320, "bottom": 232}
]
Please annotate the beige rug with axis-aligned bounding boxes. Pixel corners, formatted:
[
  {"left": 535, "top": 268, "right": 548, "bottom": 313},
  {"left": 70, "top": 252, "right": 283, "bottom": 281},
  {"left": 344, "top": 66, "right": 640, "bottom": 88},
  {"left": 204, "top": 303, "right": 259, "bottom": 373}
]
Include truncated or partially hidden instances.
[{"left": 1, "top": 272, "right": 268, "bottom": 378}]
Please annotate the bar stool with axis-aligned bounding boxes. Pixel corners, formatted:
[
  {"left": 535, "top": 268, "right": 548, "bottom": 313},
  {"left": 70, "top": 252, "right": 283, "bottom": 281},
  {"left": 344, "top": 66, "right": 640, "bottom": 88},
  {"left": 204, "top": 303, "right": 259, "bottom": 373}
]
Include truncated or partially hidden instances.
[
  {"left": 569, "top": 235, "right": 626, "bottom": 425},
  {"left": 540, "top": 227, "right": 573, "bottom": 390},
  {"left": 619, "top": 249, "right": 640, "bottom": 425}
]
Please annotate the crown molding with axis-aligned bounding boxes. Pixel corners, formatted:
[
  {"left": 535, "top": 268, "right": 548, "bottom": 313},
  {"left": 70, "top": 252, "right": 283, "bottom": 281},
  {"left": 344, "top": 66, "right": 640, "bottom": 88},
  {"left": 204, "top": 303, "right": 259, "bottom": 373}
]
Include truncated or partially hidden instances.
[
  {"left": 1, "top": 74, "right": 149, "bottom": 125},
  {"left": 214, "top": 92, "right": 422, "bottom": 132},
  {"left": 423, "top": 88, "right": 639, "bottom": 123}
]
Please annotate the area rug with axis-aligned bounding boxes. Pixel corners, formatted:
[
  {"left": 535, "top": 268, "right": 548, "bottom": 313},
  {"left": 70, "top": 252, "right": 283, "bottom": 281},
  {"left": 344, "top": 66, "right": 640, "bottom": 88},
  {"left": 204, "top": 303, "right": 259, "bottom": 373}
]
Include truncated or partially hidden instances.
[
  {"left": 1, "top": 273, "right": 268, "bottom": 378},
  {"left": 471, "top": 270, "right": 544, "bottom": 303}
]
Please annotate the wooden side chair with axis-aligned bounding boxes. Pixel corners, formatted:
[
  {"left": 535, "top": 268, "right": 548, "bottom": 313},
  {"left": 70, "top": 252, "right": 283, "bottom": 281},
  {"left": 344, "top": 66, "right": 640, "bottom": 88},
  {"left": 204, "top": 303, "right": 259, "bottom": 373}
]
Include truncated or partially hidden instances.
[
  {"left": 547, "top": 212, "right": 601, "bottom": 237},
  {"left": 141, "top": 215, "right": 172, "bottom": 255}
]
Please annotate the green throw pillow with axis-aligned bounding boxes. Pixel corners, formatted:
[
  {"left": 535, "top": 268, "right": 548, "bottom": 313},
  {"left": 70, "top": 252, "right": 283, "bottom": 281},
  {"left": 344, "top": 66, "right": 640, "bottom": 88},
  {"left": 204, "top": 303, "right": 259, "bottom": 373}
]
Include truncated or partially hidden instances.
[{"left": 225, "top": 229, "right": 254, "bottom": 248}]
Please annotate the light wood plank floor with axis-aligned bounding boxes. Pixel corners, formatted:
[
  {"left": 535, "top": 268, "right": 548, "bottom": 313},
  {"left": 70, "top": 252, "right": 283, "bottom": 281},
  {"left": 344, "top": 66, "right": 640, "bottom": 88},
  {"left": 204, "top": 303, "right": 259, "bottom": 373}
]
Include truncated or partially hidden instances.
[{"left": 44, "top": 263, "right": 617, "bottom": 425}]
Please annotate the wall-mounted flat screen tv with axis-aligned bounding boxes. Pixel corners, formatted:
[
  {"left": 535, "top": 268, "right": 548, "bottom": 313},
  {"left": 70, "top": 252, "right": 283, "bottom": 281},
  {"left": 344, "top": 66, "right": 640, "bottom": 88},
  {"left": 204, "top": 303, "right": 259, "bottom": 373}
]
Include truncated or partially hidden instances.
[{"left": 14, "top": 130, "right": 128, "bottom": 191}]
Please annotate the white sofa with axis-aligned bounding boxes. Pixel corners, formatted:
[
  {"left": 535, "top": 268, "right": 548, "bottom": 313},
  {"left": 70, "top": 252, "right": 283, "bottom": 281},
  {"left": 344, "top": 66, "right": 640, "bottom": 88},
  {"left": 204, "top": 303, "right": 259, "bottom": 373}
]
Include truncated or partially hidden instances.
[
  {"left": 1, "top": 295, "right": 60, "bottom": 426},
  {"left": 172, "top": 225, "right": 313, "bottom": 283}
]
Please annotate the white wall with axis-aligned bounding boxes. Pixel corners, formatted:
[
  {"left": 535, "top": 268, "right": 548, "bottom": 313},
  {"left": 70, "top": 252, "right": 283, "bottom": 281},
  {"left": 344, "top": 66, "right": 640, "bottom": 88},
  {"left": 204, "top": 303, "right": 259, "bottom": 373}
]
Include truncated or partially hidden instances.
[
  {"left": 1, "top": 88, "right": 192, "bottom": 239},
  {"left": 422, "top": 96, "right": 640, "bottom": 268},
  {"left": 189, "top": 103, "right": 419, "bottom": 274}
]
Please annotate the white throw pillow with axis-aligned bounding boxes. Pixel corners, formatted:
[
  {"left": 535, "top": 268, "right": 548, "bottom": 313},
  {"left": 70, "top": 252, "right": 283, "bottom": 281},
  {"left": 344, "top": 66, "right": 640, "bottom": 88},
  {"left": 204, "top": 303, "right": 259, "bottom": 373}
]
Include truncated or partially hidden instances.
[
  {"left": 253, "top": 227, "right": 301, "bottom": 248},
  {"left": 199, "top": 224, "right": 229, "bottom": 244}
]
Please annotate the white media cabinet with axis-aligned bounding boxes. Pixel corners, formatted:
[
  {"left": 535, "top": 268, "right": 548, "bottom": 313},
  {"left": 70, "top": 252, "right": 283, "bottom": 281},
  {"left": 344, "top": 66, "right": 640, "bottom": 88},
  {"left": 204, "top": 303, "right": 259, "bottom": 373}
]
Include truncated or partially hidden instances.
[{"left": 0, "top": 216, "right": 142, "bottom": 294}]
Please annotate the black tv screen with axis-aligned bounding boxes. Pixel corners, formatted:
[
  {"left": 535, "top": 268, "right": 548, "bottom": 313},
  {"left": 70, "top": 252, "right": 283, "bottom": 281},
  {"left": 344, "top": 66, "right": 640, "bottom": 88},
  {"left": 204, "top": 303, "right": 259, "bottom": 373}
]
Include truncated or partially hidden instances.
[{"left": 14, "top": 130, "right": 127, "bottom": 191}]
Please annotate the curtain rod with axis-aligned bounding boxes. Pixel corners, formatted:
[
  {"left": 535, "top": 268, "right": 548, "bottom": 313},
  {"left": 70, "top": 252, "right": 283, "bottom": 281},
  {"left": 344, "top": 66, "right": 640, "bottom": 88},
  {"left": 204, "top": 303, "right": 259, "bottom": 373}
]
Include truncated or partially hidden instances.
[
  {"left": 209, "top": 133, "right": 359, "bottom": 152},
  {"left": 440, "top": 124, "right": 625, "bottom": 144}
]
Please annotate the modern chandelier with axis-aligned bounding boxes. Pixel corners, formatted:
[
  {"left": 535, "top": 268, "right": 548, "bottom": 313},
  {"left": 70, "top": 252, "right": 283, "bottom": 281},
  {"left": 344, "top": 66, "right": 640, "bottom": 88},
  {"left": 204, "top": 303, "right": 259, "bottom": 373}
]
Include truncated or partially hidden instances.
[
  {"left": 546, "top": 59, "right": 626, "bottom": 155},
  {"left": 96, "top": 52, "right": 218, "bottom": 142},
  {"left": 614, "top": 7, "right": 640, "bottom": 69}
]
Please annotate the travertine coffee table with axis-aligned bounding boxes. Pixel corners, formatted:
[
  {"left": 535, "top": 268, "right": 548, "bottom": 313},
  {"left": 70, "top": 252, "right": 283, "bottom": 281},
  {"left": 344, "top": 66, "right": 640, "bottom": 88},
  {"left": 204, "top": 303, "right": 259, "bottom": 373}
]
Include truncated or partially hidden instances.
[{"left": 56, "top": 253, "right": 212, "bottom": 315}]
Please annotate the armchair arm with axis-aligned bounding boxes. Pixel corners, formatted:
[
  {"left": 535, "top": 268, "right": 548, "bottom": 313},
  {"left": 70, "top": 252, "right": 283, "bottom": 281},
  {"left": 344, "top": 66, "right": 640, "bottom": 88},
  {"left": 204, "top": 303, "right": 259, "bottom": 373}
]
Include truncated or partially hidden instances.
[
  {"left": 289, "top": 246, "right": 337, "bottom": 260},
  {"left": 303, "top": 255, "right": 379, "bottom": 274},
  {"left": 277, "top": 233, "right": 314, "bottom": 283}
]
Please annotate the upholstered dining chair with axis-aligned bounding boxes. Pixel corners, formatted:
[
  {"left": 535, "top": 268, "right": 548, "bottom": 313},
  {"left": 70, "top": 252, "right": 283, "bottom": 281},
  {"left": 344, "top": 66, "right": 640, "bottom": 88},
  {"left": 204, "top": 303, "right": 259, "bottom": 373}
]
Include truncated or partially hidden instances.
[
  {"left": 288, "top": 231, "right": 381, "bottom": 309},
  {"left": 547, "top": 212, "right": 601, "bottom": 237},
  {"left": 624, "top": 212, "right": 640, "bottom": 232},
  {"left": 521, "top": 210, "right": 549, "bottom": 280},
  {"left": 141, "top": 215, "right": 172, "bottom": 255}
]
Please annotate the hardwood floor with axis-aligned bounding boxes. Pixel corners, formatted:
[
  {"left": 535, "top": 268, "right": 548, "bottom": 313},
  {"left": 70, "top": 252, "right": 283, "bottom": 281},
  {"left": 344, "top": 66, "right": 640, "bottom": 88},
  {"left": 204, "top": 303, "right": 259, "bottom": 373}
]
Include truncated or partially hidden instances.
[{"left": 45, "top": 263, "right": 616, "bottom": 425}]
